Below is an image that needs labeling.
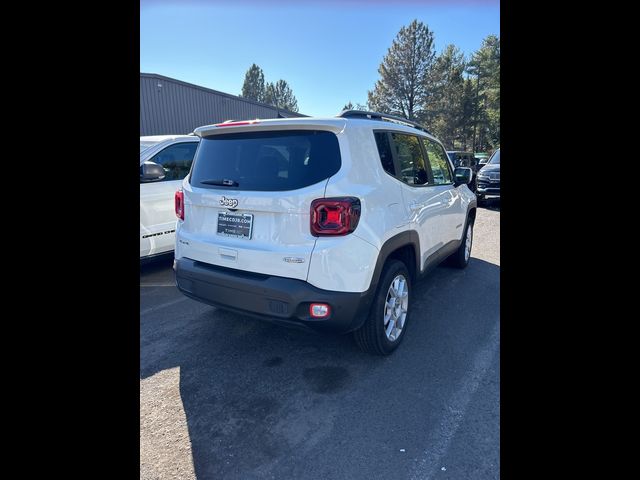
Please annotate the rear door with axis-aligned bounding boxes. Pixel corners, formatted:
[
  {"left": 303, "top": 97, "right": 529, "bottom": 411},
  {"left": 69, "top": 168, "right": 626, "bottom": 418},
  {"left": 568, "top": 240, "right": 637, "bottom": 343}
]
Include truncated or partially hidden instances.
[
  {"left": 178, "top": 129, "right": 342, "bottom": 280},
  {"left": 140, "top": 139, "right": 199, "bottom": 257}
]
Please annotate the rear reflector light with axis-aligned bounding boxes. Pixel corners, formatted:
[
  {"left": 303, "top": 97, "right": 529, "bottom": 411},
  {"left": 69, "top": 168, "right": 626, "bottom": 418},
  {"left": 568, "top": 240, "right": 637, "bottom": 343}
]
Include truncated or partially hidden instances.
[
  {"left": 175, "top": 189, "right": 184, "bottom": 220},
  {"left": 310, "top": 197, "right": 361, "bottom": 236},
  {"left": 214, "top": 120, "right": 260, "bottom": 127},
  {"left": 310, "top": 303, "right": 330, "bottom": 318}
]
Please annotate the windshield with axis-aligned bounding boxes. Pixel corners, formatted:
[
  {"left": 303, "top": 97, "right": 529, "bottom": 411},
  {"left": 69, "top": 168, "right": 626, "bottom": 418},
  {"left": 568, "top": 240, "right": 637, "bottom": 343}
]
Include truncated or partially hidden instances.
[{"left": 488, "top": 149, "right": 500, "bottom": 165}]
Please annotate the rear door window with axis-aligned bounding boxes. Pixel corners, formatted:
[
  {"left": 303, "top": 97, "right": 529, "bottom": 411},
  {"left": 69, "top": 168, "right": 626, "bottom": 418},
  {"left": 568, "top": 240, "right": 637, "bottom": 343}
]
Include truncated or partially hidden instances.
[
  {"left": 390, "top": 133, "right": 430, "bottom": 186},
  {"left": 191, "top": 130, "right": 341, "bottom": 191}
]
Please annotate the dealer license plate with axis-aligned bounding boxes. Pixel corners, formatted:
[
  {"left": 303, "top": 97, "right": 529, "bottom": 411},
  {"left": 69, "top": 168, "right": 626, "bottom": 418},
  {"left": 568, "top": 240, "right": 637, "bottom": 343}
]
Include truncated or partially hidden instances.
[{"left": 217, "top": 212, "right": 253, "bottom": 239}]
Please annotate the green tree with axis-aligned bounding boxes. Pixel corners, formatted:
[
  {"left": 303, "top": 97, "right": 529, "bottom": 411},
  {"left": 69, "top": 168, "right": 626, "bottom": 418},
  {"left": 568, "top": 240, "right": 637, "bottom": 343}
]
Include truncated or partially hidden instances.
[
  {"left": 240, "top": 64, "right": 266, "bottom": 102},
  {"left": 264, "top": 79, "right": 299, "bottom": 112},
  {"left": 342, "top": 101, "right": 355, "bottom": 110},
  {"left": 367, "top": 19, "right": 436, "bottom": 120},
  {"left": 460, "top": 78, "right": 477, "bottom": 150},
  {"left": 429, "top": 44, "right": 466, "bottom": 149},
  {"left": 467, "top": 35, "right": 500, "bottom": 151}
]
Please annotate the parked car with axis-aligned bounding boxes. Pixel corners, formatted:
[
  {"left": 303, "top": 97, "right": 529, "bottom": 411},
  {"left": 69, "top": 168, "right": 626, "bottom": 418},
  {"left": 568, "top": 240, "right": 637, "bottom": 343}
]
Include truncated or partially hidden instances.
[
  {"left": 474, "top": 152, "right": 490, "bottom": 169},
  {"left": 140, "top": 135, "right": 200, "bottom": 259},
  {"left": 173, "top": 111, "right": 477, "bottom": 355},
  {"left": 447, "top": 151, "right": 478, "bottom": 192},
  {"left": 476, "top": 148, "right": 500, "bottom": 203},
  {"left": 474, "top": 152, "right": 488, "bottom": 169},
  {"left": 447, "top": 151, "right": 478, "bottom": 171}
]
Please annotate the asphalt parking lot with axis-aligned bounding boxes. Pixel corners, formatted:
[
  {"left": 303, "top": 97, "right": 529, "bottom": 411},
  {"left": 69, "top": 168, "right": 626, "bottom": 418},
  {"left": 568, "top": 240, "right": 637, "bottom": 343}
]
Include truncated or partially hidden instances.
[{"left": 140, "top": 200, "right": 500, "bottom": 480}]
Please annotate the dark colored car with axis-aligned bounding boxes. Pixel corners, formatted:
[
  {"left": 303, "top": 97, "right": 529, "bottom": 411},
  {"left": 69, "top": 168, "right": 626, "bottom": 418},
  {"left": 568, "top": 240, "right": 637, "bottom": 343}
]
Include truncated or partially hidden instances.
[
  {"left": 447, "top": 151, "right": 478, "bottom": 171},
  {"left": 474, "top": 152, "right": 489, "bottom": 169},
  {"left": 476, "top": 148, "right": 500, "bottom": 202},
  {"left": 447, "top": 151, "right": 478, "bottom": 191}
]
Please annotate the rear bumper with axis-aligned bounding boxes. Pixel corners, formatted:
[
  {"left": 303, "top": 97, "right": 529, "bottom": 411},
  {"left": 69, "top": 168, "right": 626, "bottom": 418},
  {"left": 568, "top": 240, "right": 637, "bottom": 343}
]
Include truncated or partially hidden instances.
[{"left": 174, "top": 257, "right": 374, "bottom": 333}]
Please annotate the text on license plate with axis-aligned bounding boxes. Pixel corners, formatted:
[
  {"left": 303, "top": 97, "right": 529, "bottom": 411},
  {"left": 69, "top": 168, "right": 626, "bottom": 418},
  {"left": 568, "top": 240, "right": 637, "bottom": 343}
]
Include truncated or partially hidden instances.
[{"left": 217, "top": 212, "right": 253, "bottom": 239}]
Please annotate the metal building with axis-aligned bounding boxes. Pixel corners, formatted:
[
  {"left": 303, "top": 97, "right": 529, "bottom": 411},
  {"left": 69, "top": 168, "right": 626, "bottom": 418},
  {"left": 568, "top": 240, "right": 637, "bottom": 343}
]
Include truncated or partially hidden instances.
[{"left": 140, "top": 73, "right": 306, "bottom": 136}]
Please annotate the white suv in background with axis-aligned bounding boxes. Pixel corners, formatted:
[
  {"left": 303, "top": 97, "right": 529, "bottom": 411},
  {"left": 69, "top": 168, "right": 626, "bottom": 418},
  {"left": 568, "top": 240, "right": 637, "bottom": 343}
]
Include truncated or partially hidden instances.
[
  {"left": 140, "top": 135, "right": 199, "bottom": 259},
  {"left": 174, "top": 111, "right": 476, "bottom": 354}
]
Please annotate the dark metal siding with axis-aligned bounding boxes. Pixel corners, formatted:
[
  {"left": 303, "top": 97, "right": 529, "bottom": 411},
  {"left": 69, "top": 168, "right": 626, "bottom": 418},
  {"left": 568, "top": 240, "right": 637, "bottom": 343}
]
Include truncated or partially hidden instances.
[{"left": 140, "top": 73, "right": 305, "bottom": 136}]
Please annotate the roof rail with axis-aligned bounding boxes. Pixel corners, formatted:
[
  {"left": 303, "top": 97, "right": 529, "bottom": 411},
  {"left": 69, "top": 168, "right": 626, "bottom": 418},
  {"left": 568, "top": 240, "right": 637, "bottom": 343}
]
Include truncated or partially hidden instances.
[{"left": 337, "top": 110, "right": 431, "bottom": 134}]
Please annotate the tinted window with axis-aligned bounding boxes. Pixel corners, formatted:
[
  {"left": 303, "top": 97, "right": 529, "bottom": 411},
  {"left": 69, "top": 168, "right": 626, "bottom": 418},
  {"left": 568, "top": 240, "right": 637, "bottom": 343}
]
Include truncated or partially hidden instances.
[
  {"left": 489, "top": 149, "right": 500, "bottom": 164},
  {"left": 374, "top": 132, "right": 395, "bottom": 175},
  {"left": 390, "top": 133, "right": 429, "bottom": 186},
  {"left": 191, "top": 130, "right": 341, "bottom": 191},
  {"left": 149, "top": 142, "right": 198, "bottom": 181},
  {"left": 423, "top": 138, "right": 453, "bottom": 185}
]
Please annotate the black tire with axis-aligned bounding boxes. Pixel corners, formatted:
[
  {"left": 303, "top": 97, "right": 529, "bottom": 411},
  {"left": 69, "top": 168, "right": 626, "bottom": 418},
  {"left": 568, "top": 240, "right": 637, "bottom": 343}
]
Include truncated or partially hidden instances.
[
  {"left": 353, "top": 260, "right": 411, "bottom": 355},
  {"left": 449, "top": 218, "right": 474, "bottom": 269}
]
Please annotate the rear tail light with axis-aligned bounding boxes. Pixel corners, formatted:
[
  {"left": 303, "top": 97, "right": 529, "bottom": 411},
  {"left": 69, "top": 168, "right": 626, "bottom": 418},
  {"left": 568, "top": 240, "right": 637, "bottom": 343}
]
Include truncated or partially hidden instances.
[
  {"left": 175, "top": 189, "right": 184, "bottom": 220},
  {"left": 310, "top": 197, "right": 361, "bottom": 236}
]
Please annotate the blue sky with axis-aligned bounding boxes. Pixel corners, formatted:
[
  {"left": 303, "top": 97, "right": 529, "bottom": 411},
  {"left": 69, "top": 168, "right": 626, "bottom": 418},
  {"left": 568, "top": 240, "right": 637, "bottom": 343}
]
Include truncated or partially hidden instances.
[{"left": 140, "top": 1, "right": 500, "bottom": 117}]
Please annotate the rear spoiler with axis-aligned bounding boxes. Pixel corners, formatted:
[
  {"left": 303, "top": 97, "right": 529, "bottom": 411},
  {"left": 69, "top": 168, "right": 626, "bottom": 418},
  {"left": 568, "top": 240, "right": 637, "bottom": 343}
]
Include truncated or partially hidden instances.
[{"left": 193, "top": 118, "right": 347, "bottom": 138}]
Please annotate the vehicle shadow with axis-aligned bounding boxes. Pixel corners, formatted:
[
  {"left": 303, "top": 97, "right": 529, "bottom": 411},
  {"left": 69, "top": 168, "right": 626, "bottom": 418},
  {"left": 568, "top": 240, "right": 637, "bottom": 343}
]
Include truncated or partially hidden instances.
[
  {"left": 140, "top": 253, "right": 174, "bottom": 274},
  {"left": 140, "top": 258, "right": 500, "bottom": 479},
  {"left": 480, "top": 198, "right": 500, "bottom": 211}
]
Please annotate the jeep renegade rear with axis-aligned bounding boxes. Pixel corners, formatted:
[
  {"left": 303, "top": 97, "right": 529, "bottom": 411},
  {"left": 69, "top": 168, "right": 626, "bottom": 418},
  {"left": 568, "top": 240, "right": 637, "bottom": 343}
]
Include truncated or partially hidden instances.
[{"left": 174, "top": 111, "right": 477, "bottom": 355}]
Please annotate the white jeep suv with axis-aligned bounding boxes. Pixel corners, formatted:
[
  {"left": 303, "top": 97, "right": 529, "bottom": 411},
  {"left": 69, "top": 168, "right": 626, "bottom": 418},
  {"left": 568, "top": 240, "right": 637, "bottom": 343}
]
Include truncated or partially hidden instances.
[{"left": 174, "top": 111, "right": 476, "bottom": 354}]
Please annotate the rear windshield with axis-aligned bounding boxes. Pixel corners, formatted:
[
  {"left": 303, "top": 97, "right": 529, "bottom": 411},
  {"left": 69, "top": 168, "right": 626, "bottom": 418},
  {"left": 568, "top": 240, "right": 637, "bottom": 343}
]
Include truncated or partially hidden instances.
[{"left": 190, "top": 130, "right": 341, "bottom": 191}]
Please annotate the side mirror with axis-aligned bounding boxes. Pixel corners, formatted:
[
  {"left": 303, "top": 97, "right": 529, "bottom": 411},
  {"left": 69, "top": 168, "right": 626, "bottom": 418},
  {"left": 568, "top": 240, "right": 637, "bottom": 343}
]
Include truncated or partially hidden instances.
[
  {"left": 454, "top": 167, "right": 473, "bottom": 187},
  {"left": 140, "top": 162, "right": 165, "bottom": 183}
]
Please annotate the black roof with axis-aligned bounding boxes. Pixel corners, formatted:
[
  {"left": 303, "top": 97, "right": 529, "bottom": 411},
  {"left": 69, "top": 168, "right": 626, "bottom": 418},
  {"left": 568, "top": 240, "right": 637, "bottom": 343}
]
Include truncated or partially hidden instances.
[{"left": 336, "top": 110, "right": 431, "bottom": 135}]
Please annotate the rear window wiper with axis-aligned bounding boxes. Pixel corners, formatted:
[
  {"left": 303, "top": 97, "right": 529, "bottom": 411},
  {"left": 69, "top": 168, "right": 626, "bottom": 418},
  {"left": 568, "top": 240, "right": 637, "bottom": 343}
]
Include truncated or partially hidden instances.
[{"left": 199, "top": 179, "right": 239, "bottom": 187}]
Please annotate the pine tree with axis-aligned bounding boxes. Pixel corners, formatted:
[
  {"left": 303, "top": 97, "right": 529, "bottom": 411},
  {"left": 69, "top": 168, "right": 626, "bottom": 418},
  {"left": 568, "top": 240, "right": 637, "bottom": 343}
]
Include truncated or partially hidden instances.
[
  {"left": 467, "top": 35, "right": 500, "bottom": 151},
  {"left": 367, "top": 20, "right": 436, "bottom": 120},
  {"left": 429, "top": 45, "right": 466, "bottom": 149},
  {"left": 264, "top": 79, "right": 299, "bottom": 112},
  {"left": 240, "top": 64, "right": 266, "bottom": 102}
]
